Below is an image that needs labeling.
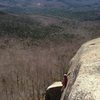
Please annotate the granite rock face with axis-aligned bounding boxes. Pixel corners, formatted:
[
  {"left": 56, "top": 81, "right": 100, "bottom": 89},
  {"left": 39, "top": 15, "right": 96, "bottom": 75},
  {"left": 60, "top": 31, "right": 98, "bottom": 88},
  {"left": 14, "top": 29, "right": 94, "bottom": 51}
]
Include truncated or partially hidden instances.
[{"left": 61, "top": 38, "right": 100, "bottom": 100}]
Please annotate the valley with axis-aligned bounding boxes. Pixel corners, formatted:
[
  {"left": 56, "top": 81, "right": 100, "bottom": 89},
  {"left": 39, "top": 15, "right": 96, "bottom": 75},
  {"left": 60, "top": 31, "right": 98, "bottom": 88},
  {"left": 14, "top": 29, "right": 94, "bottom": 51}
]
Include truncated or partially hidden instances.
[{"left": 0, "top": 0, "right": 100, "bottom": 100}]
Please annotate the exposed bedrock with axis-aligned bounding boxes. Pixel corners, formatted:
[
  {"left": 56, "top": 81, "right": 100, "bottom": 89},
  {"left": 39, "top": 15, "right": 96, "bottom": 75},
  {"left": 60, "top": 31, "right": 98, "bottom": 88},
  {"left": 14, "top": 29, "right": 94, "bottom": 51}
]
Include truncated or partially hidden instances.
[{"left": 61, "top": 38, "right": 100, "bottom": 100}]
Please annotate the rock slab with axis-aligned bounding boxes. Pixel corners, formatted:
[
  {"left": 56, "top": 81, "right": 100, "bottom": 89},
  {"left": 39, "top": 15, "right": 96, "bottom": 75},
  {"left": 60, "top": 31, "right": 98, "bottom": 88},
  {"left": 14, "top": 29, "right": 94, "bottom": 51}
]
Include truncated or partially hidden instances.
[
  {"left": 61, "top": 38, "right": 100, "bottom": 100},
  {"left": 45, "top": 82, "right": 62, "bottom": 100}
]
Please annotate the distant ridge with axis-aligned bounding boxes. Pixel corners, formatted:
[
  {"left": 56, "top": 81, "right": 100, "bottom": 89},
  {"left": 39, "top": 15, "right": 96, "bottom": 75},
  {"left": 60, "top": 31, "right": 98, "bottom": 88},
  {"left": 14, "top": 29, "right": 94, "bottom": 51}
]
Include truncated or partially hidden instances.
[{"left": 0, "top": 0, "right": 100, "bottom": 11}]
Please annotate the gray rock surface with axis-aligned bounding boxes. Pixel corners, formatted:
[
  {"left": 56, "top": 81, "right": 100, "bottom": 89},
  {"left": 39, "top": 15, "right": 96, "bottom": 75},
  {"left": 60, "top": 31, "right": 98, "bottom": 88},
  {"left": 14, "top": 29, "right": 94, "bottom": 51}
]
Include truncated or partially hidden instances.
[{"left": 61, "top": 38, "right": 100, "bottom": 100}]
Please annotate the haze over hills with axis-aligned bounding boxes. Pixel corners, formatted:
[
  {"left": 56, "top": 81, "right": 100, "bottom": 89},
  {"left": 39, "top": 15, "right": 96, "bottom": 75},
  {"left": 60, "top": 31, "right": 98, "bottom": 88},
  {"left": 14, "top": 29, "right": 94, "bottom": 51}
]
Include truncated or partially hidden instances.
[{"left": 0, "top": 0, "right": 100, "bottom": 11}]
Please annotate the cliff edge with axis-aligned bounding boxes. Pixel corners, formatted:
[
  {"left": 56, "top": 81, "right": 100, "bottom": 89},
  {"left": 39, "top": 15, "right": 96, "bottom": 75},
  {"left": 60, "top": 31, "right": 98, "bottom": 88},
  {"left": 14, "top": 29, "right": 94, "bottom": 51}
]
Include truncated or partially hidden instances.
[{"left": 61, "top": 38, "right": 100, "bottom": 100}]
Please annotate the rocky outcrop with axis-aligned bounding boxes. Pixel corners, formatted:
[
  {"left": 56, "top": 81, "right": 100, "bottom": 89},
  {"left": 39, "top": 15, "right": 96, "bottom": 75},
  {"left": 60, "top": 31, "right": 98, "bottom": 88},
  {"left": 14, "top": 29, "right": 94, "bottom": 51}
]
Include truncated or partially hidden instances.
[
  {"left": 61, "top": 38, "right": 100, "bottom": 100},
  {"left": 45, "top": 82, "right": 62, "bottom": 100}
]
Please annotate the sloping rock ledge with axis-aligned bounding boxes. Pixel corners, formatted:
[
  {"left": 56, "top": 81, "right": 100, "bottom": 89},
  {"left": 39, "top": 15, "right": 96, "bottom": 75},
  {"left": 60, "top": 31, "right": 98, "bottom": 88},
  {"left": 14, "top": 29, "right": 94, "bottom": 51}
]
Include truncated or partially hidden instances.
[
  {"left": 45, "top": 82, "right": 62, "bottom": 100},
  {"left": 61, "top": 38, "right": 100, "bottom": 100}
]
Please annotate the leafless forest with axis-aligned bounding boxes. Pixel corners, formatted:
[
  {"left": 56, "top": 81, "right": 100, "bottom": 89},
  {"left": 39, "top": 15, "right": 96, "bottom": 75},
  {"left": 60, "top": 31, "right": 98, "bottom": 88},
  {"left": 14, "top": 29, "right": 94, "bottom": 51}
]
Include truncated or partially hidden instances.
[
  {"left": 0, "top": 35, "right": 86, "bottom": 100},
  {"left": 0, "top": 10, "right": 100, "bottom": 100}
]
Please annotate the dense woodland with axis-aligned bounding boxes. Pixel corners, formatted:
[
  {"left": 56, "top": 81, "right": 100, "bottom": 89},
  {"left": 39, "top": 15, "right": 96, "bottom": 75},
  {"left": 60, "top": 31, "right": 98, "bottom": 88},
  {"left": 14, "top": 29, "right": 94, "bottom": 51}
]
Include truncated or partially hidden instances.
[{"left": 0, "top": 9, "right": 100, "bottom": 100}]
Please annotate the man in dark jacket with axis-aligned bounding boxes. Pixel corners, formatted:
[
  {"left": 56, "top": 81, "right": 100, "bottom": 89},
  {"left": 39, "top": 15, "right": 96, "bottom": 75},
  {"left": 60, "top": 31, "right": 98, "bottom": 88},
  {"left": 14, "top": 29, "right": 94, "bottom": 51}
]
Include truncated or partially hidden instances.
[{"left": 61, "top": 74, "right": 69, "bottom": 91}]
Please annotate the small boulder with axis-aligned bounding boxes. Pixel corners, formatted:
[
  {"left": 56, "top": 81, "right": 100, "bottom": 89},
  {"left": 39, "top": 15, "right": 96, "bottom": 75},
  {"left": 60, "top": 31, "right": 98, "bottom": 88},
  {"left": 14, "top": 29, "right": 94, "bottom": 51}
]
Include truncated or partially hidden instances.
[{"left": 45, "top": 82, "right": 62, "bottom": 100}]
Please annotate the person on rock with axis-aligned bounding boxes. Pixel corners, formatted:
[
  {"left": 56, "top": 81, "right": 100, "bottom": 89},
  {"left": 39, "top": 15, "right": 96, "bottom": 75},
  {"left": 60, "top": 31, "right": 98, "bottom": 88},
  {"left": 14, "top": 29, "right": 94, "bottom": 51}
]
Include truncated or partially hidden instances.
[{"left": 61, "top": 73, "right": 69, "bottom": 92}]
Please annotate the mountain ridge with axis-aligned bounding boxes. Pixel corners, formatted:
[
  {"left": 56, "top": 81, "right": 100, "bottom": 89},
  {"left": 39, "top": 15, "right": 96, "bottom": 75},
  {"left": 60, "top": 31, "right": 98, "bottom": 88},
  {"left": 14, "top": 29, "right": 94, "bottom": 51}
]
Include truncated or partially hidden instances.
[{"left": 0, "top": 0, "right": 100, "bottom": 11}]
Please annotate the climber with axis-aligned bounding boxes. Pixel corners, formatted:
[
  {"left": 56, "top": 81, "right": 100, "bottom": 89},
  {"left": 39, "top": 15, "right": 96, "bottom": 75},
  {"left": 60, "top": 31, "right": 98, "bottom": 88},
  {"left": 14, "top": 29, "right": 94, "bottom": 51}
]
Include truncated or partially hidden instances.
[{"left": 61, "top": 73, "right": 70, "bottom": 91}]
